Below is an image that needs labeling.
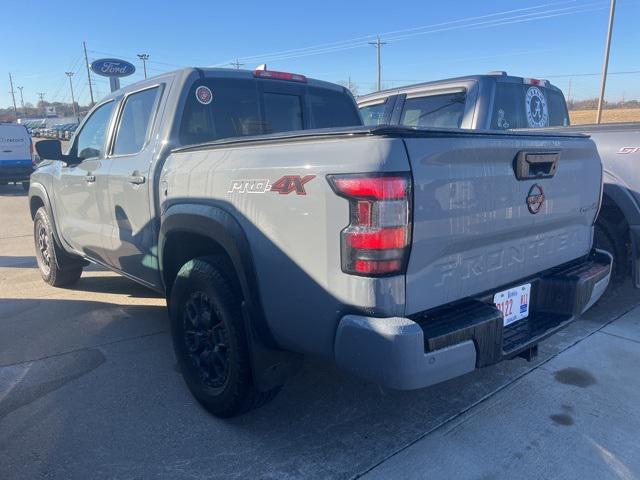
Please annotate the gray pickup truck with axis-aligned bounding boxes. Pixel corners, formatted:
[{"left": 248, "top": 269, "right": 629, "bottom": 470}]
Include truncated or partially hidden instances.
[
  {"left": 359, "top": 72, "right": 640, "bottom": 287},
  {"left": 31, "top": 67, "right": 611, "bottom": 417},
  {"left": 545, "top": 123, "right": 640, "bottom": 288}
]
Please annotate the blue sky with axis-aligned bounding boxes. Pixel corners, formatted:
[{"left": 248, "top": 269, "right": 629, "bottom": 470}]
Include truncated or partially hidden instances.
[{"left": 3, "top": 0, "right": 639, "bottom": 108}]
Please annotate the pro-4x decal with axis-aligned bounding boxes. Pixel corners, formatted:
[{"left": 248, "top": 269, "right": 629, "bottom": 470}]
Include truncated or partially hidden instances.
[
  {"left": 270, "top": 175, "right": 315, "bottom": 195},
  {"left": 228, "top": 175, "right": 315, "bottom": 195}
]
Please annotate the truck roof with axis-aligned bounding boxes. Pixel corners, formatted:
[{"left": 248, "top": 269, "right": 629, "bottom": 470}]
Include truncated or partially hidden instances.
[
  {"left": 357, "top": 72, "right": 563, "bottom": 104},
  {"left": 99, "top": 67, "right": 348, "bottom": 103}
]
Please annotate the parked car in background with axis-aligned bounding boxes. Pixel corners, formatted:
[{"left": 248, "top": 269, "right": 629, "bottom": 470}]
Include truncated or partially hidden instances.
[
  {"left": 0, "top": 122, "right": 33, "bottom": 190},
  {"left": 31, "top": 67, "right": 610, "bottom": 417},
  {"left": 62, "top": 123, "right": 78, "bottom": 140},
  {"left": 358, "top": 72, "right": 639, "bottom": 287}
]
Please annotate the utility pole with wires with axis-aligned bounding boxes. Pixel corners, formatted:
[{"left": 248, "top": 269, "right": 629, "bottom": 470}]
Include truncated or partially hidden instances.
[
  {"left": 137, "top": 53, "right": 150, "bottom": 79},
  {"left": 368, "top": 36, "right": 386, "bottom": 91},
  {"left": 65, "top": 72, "right": 77, "bottom": 118},
  {"left": 596, "top": 0, "right": 616, "bottom": 124},
  {"left": 230, "top": 59, "right": 244, "bottom": 69},
  {"left": 83, "top": 41, "right": 95, "bottom": 106},
  {"left": 17, "top": 86, "right": 25, "bottom": 113},
  {"left": 8, "top": 73, "right": 18, "bottom": 119}
]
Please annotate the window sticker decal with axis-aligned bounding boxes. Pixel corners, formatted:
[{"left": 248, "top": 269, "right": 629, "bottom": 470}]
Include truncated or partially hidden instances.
[
  {"left": 525, "top": 86, "right": 549, "bottom": 128},
  {"left": 496, "top": 109, "right": 510, "bottom": 129},
  {"left": 195, "top": 86, "right": 213, "bottom": 105}
]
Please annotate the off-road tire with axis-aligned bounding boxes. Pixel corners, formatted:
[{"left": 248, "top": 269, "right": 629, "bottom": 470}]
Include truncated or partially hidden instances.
[
  {"left": 594, "top": 215, "right": 628, "bottom": 286},
  {"left": 33, "top": 207, "right": 83, "bottom": 287},
  {"left": 170, "top": 256, "right": 279, "bottom": 417}
]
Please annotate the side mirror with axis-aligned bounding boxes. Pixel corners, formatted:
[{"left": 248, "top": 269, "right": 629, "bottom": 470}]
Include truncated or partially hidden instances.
[{"left": 35, "top": 139, "right": 63, "bottom": 161}]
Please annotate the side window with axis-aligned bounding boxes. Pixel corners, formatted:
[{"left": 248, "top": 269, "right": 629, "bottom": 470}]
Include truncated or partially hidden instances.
[
  {"left": 75, "top": 101, "right": 115, "bottom": 160},
  {"left": 113, "top": 87, "right": 159, "bottom": 156},
  {"left": 400, "top": 93, "right": 466, "bottom": 128},
  {"left": 547, "top": 90, "right": 569, "bottom": 127},
  {"left": 359, "top": 101, "right": 386, "bottom": 126}
]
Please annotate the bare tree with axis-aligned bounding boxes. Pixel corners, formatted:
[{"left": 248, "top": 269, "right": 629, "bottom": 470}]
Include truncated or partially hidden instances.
[{"left": 337, "top": 79, "right": 359, "bottom": 97}]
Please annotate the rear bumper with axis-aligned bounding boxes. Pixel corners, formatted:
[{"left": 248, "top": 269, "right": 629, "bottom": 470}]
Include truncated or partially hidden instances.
[
  {"left": 0, "top": 161, "right": 33, "bottom": 182},
  {"left": 334, "top": 250, "right": 612, "bottom": 390}
]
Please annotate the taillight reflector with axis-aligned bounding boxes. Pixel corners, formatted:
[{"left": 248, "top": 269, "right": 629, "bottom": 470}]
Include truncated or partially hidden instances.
[
  {"left": 346, "top": 227, "right": 407, "bottom": 250},
  {"left": 253, "top": 69, "right": 307, "bottom": 83},
  {"left": 354, "top": 259, "right": 402, "bottom": 275}
]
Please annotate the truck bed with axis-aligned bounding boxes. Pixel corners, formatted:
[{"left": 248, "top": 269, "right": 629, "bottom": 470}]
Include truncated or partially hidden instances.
[{"left": 164, "top": 125, "right": 602, "bottom": 359}]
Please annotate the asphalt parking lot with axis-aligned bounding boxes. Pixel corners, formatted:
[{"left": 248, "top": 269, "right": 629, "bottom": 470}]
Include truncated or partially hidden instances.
[{"left": 1, "top": 182, "right": 640, "bottom": 480}]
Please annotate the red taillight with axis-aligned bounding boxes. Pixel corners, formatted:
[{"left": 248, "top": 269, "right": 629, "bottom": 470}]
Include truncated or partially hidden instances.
[
  {"left": 329, "top": 174, "right": 411, "bottom": 276},
  {"left": 253, "top": 69, "right": 307, "bottom": 83},
  {"left": 331, "top": 176, "right": 406, "bottom": 200}
]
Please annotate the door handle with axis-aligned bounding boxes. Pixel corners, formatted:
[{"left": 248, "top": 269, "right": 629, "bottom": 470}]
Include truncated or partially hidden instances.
[
  {"left": 513, "top": 151, "right": 560, "bottom": 181},
  {"left": 85, "top": 174, "right": 96, "bottom": 183},
  {"left": 128, "top": 174, "right": 146, "bottom": 185}
]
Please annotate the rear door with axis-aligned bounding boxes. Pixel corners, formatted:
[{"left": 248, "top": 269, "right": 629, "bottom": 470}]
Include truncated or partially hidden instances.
[
  {"left": 103, "top": 85, "right": 162, "bottom": 286},
  {"left": 403, "top": 131, "right": 601, "bottom": 314},
  {"left": 54, "top": 100, "right": 116, "bottom": 259},
  {"left": 0, "top": 124, "right": 31, "bottom": 181}
]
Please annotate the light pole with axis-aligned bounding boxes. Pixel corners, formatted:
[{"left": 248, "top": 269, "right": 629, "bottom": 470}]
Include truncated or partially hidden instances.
[
  {"left": 230, "top": 59, "right": 244, "bottom": 69},
  {"left": 65, "top": 72, "right": 77, "bottom": 118},
  {"left": 8, "top": 72, "right": 18, "bottom": 119},
  {"left": 83, "top": 41, "right": 95, "bottom": 106},
  {"left": 596, "top": 0, "right": 616, "bottom": 124},
  {"left": 17, "top": 86, "right": 25, "bottom": 114},
  {"left": 137, "top": 53, "right": 149, "bottom": 79}
]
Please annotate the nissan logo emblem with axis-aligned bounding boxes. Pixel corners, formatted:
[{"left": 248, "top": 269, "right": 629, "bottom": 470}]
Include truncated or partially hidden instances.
[{"left": 527, "top": 183, "right": 545, "bottom": 214}]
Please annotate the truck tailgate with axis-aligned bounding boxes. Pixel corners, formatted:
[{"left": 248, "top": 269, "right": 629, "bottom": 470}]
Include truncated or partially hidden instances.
[{"left": 404, "top": 132, "right": 601, "bottom": 315}]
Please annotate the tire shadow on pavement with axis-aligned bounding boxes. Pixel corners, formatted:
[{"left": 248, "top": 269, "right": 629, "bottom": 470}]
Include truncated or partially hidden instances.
[{"left": 72, "top": 274, "right": 163, "bottom": 299}]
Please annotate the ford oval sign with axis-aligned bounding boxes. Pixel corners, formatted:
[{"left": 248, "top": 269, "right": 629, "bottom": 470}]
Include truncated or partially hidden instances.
[{"left": 90, "top": 58, "right": 136, "bottom": 77}]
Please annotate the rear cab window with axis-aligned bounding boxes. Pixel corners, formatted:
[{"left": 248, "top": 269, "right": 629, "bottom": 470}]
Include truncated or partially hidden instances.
[
  {"left": 400, "top": 92, "right": 466, "bottom": 128},
  {"left": 491, "top": 82, "right": 569, "bottom": 129},
  {"left": 179, "top": 76, "right": 361, "bottom": 146}
]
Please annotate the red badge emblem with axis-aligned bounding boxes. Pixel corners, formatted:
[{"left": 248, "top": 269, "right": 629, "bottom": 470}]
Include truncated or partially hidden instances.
[{"left": 195, "top": 86, "right": 213, "bottom": 105}]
